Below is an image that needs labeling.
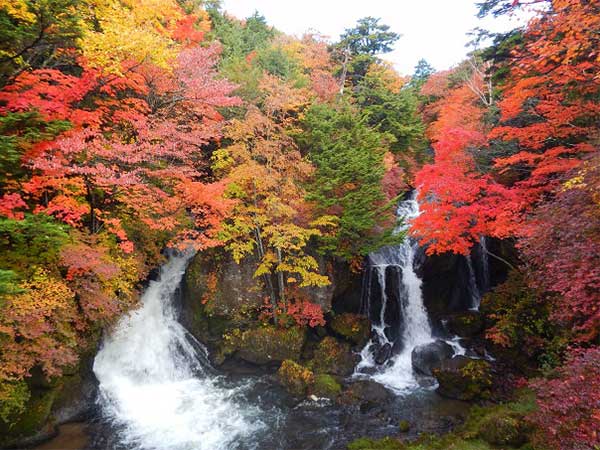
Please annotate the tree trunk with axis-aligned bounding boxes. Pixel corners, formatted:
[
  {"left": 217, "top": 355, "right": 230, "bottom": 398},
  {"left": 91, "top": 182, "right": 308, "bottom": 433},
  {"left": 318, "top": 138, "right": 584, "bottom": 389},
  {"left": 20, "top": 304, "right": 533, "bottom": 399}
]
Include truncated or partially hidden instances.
[
  {"left": 339, "top": 46, "right": 350, "bottom": 95},
  {"left": 276, "top": 247, "right": 286, "bottom": 311}
]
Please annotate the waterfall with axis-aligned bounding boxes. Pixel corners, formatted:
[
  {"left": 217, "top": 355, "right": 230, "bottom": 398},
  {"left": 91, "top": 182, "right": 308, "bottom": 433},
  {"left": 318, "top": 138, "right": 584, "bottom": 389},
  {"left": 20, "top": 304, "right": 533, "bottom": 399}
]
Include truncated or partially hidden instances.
[
  {"left": 466, "top": 237, "right": 491, "bottom": 310},
  {"left": 479, "top": 236, "right": 491, "bottom": 293},
  {"left": 466, "top": 255, "right": 481, "bottom": 310},
  {"left": 355, "top": 193, "right": 434, "bottom": 393},
  {"left": 93, "top": 251, "right": 265, "bottom": 450}
]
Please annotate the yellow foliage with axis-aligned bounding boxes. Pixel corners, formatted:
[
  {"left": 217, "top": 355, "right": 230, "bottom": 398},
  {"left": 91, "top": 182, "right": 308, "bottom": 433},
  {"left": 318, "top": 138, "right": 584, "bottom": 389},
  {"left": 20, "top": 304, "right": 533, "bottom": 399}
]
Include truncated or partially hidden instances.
[
  {"left": 11, "top": 269, "right": 76, "bottom": 318},
  {"left": 0, "top": 0, "right": 35, "bottom": 22},
  {"left": 79, "top": 0, "right": 184, "bottom": 74},
  {"left": 366, "top": 61, "right": 407, "bottom": 94}
]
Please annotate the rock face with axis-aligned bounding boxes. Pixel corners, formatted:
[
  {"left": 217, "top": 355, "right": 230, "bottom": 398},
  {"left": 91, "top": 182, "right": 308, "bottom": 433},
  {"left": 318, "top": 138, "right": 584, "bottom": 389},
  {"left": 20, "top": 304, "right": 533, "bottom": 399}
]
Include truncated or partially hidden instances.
[
  {"left": 0, "top": 356, "right": 97, "bottom": 449},
  {"left": 181, "top": 248, "right": 265, "bottom": 346},
  {"left": 433, "top": 356, "right": 492, "bottom": 401},
  {"left": 309, "top": 337, "right": 358, "bottom": 377},
  {"left": 411, "top": 340, "right": 455, "bottom": 376},
  {"left": 180, "top": 248, "right": 362, "bottom": 365},
  {"left": 419, "top": 238, "right": 514, "bottom": 331}
]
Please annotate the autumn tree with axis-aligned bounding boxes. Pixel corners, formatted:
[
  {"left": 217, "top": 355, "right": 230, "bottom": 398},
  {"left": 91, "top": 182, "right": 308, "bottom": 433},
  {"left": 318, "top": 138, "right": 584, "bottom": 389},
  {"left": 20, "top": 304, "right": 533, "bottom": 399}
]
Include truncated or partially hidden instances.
[
  {"left": 519, "top": 156, "right": 600, "bottom": 342},
  {"left": 214, "top": 100, "right": 334, "bottom": 317}
]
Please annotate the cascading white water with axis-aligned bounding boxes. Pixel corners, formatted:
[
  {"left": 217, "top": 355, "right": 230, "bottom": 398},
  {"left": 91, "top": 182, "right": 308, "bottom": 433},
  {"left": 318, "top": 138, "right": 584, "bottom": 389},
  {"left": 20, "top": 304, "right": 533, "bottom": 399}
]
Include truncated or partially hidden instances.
[
  {"left": 355, "top": 193, "right": 434, "bottom": 393},
  {"left": 93, "top": 252, "right": 265, "bottom": 450},
  {"left": 466, "top": 255, "right": 482, "bottom": 310}
]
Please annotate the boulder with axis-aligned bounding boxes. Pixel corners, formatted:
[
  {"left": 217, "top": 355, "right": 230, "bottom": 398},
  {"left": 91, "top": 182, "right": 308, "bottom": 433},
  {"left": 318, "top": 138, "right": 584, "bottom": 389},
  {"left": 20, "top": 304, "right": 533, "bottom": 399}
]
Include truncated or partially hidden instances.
[
  {"left": 411, "top": 340, "right": 455, "bottom": 376},
  {"left": 329, "top": 313, "right": 371, "bottom": 347},
  {"left": 341, "top": 380, "right": 392, "bottom": 411},
  {"left": 375, "top": 343, "right": 392, "bottom": 365},
  {"left": 276, "top": 360, "right": 314, "bottom": 397},
  {"left": 445, "top": 311, "right": 484, "bottom": 337},
  {"left": 433, "top": 356, "right": 492, "bottom": 401},
  {"left": 311, "top": 374, "right": 342, "bottom": 399},
  {"left": 236, "top": 326, "right": 306, "bottom": 366},
  {"left": 309, "top": 337, "right": 358, "bottom": 376}
]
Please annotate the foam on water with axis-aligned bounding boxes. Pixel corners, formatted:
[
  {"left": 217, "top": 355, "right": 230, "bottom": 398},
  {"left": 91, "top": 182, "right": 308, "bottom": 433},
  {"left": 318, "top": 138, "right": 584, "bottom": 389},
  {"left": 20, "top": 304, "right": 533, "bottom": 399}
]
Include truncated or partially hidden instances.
[{"left": 93, "top": 252, "right": 265, "bottom": 450}]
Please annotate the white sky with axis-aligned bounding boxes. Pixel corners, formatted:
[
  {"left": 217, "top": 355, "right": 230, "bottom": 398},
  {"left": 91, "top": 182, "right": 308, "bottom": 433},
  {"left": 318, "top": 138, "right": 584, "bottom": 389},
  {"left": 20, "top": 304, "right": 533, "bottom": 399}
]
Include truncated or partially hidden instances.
[{"left": 221, "top": 0, "right": 531, "bottom": 75}]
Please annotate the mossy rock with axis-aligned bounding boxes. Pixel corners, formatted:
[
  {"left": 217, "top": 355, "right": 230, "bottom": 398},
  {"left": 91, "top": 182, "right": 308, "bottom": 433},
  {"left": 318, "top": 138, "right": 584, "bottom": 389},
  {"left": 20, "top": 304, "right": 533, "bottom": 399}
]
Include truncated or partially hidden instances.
[
  {"left": 235, "top": 326, "right": 306, "bottom": 365},
  {"left": 433, "top": 357, "right": 492, "bottom": 401},
  {"left": 309, "top": 336, "right": 357, "bottom": 376},
  {"left": 476, "top": 412, "right": 527, "bottom": 447},
  {"left": 446, "top": 311, "right": 484, "bottom": 338},
  {"left": 461, "top": 391, "right": 536, "bottom": 448},
  {"left": 312, "top": 374, "right": 342, "bottom": 399},
  {"left": 330, "top": 313, "right": 370, "bottom": 346},
  {"left": 398, "top": 419, "right": 410, "bottom": 433},
  {"left": 348, "top": 436, "right": 405, "bottom": 450},
  {"left": 0, "top": 388, "right": 57, "bottom": 447},
  {"left": 277, "top": 360, "right": 314, "bottom": 397}
]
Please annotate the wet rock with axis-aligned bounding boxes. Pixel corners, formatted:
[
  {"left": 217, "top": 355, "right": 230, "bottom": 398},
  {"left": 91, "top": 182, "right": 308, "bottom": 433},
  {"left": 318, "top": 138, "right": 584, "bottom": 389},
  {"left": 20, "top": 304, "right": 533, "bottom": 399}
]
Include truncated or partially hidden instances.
[
  {"left": 343, "top": 380, "right": 391, "bottom": 405},
  {"left": 309, "top": 337, "right": 358, "bottom": 377},
  {"left": 411, "top": 340, "right": 455, "bottom": 376},
  {"left": 277, "top": 360, "right": 314, "bottom": 397},
  {"left": 236, "top": 326, "right": 306, "bottom": 366},
  {"left": 329, "top": 313, "right": 371, "bottom": 347},
  {"left": 375, "top": 343, "right": 392, "bottom": 365},
  {"left": 433, "top": 356, "right": 492, "bottom": 401},
  {"left": 445, "top": 311, "right": 484, "bottom": 337}
]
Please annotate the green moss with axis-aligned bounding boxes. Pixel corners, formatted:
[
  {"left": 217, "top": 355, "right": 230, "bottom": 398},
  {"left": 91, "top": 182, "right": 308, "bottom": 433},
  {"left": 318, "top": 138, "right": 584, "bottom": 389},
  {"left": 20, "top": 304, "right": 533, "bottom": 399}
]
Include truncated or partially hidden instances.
[
  {"left": 330, "top": 313, "right": 370, "bottom": 346},
  {"left": 0, "top": 380, "right": 30, "bottom": 425},
  {"left": 434, "top": 359, "right": 492, "bottom": 401},
  {"left": 461, "top": 390, "right": 536, "bottom": 447},
  {"left": 398, "top": 420, "right": 410, "bottom": 433},
  {"left": 312, "top": 374, "right": 342, "bottom": 398},
  {"left": 348, "top": 437, "right": 406, "bottom": 450},
  {"left": 0, "top": 388, "right": 56, "bottom": 445},
  {"left": 406, "top": 436, "right": 492, "bottom": 450},
  {"left": 309, "top": 336, "right": 355, "bottom": 376}
]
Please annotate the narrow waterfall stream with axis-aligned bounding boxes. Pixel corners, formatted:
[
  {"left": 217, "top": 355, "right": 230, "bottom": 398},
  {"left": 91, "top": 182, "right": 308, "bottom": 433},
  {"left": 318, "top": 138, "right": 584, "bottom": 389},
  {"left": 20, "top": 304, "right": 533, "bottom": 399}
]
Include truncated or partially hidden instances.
[
  {"left": 466, "top": 255, "right": 482, "bottom": 310},
  {"left": 93, "top": 252, "right": 269, "bottom": 450},
  {"left": 355, "top": 193, "right": 435, "bottom": 393}
]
